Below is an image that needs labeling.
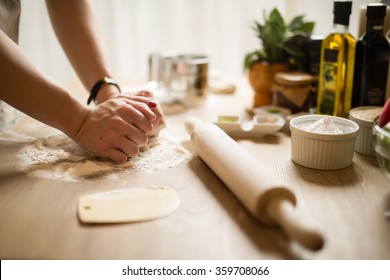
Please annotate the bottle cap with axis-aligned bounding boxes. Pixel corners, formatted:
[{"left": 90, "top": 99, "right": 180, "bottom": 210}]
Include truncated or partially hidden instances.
[
  {"left": 366, "top": 3, "right": 387, "bottom": 20},
  {"left": 333, "top": 1, "right": 352, "bottom": 26}
]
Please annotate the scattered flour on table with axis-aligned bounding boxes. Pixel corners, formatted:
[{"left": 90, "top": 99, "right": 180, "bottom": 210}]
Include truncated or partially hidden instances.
[{"left": 17, "top": 132, "right": 191, "bottom": 182}]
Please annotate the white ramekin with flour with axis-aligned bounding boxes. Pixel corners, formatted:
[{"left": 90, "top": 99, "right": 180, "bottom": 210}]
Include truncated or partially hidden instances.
[{"left": 290, "top": 115, "right": 359, "bottom": 170}]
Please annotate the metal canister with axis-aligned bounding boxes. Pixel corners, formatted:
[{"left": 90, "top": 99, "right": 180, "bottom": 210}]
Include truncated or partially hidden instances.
[{"left": 149, "top": 52, "right": 209, "bottom": 100}]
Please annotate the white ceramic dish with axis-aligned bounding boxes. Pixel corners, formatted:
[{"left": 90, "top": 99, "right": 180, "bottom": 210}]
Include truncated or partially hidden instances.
[
  {"left": 213, "top": 114, "right": 285, "bottom": 137},
  {"left": 290, "top": 115, "right": 359, "bottom": 170}
]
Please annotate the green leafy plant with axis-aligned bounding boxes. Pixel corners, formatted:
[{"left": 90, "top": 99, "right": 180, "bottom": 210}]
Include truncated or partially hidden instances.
[{"left": 244, "top": 8, "right": 315, "bottom": 70}]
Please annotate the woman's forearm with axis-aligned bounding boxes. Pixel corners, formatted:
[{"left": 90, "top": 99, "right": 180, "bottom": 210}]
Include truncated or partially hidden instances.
[
  {"left": 45, "top": 0, "right": 115, "bottom": 98},
  {"left": 0, "top": 30, "right": 86, "bottom": 139}
]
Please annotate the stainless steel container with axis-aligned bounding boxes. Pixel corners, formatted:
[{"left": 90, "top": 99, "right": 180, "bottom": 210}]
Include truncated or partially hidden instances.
[{"left": 149, "top": 52, "right": 209, "bottom": 100}]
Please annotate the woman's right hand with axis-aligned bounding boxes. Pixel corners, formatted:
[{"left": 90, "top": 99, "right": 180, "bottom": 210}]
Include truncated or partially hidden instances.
[{"left": 74, "top": 98, "right": 156, "bottom": 164}]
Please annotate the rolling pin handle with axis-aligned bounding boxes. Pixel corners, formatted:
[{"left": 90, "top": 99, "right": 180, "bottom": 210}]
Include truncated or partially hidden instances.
[
  {"left": 267, "top": 197, "right": 324, "bottom": 251},
  {"left": 185, "top": 117, "right": 203, "bottom": 134}
]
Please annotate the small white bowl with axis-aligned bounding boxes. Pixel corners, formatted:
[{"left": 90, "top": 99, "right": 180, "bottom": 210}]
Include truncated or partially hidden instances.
[
  {"left": 349, "top": 106, "right": 382, "bottom": 156},
  {"left": 290, "top": 115, "right": 359, "bottom": 170}
]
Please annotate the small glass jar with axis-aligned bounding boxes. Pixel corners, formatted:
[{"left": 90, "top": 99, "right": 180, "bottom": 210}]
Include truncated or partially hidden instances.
[{"left": 272, "top": 72, "right": 313, "bottom": 114}]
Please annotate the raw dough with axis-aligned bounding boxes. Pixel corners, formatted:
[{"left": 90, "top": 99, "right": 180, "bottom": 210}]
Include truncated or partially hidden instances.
[{"left": 78, "top": 186, "right": 180, "bottom": 223}]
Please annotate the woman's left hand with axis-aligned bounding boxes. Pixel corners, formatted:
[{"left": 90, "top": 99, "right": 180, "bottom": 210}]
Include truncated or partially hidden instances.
[
  {"left": 95, "top": 84, "right": 166, "bottom": 136},
  {"left": 113, "top": 90, "right": 166, "bottom": 137}
]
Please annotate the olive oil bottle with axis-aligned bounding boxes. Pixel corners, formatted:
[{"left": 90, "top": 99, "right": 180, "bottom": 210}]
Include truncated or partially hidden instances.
[
  {"left": 353, "top": 3, "right": 389, "bottom": 107},
  {"left": 317, "top": 1, "right": 356, "bottom": 117}
]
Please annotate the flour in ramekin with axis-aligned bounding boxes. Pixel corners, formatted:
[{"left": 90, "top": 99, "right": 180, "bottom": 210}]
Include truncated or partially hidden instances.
[
  {"left": 17, "top": 132, "right": 191, "bottom": 182},
  {"left": 300, "top": 116, "right": 343, "bottom": 134}
]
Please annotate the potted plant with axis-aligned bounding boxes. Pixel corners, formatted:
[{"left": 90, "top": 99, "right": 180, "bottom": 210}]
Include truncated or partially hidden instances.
[{"left": 244, "top": 8, "right": 315, "bottom": 107}]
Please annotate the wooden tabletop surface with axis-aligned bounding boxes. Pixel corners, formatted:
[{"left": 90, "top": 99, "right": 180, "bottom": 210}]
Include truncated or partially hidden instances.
[{"left": 0, "top": 78, "right": 389, "bottom": 260}]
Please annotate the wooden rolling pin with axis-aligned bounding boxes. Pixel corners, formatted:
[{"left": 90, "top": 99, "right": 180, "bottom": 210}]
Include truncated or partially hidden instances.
[{"left": 185, "top": 117, "right": 324, "bottom": 251}]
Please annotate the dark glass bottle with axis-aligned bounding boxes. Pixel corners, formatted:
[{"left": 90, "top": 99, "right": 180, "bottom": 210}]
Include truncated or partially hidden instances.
[
  {"left": 353, "top": 3, "right": 390, "bottom": 107},
  {"left": 304, "top": 35, "right": 324, "bottom": 113}
]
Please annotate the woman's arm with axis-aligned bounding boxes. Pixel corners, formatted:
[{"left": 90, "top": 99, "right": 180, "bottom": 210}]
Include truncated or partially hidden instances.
[
  {"left": 0, "top": 29, "right": 155, "bottom": 163},
  {"left": 0, "top": 29, "right": 86, "bottom": 138},
  {"left": 45, "top": 0, "right": 118, "bottom": 103},
  {"left": 46, "top": 0, "right": 166, "bottom": 135}
]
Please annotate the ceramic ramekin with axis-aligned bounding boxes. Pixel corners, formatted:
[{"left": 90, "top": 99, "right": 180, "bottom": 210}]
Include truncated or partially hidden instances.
[
  {"left": 290, "top": 115, "right": 359, "bottom": 170},
  {"left": 349, "top": 106, "right": 383, "bottom": 156}
]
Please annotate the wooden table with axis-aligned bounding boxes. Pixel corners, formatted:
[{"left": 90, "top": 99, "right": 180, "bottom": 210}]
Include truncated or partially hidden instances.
[{"left": 0, "top": 78, "right": 389, "bottom": 260}]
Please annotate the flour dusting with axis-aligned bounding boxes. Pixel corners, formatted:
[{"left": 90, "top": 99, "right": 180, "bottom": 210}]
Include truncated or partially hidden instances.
[{"left": 17, "top": 132, "right": 191, "bottom": 182}]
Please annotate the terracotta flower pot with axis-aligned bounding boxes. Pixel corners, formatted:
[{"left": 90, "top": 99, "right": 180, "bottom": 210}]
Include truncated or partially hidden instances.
[{"left": 248, "top": 62, "right": 289, "bottom": 107}]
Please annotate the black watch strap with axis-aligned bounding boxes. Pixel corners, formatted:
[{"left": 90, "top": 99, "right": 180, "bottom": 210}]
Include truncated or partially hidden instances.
[{"left": 87, "top": 77, "right": 121, "bottom": 105}]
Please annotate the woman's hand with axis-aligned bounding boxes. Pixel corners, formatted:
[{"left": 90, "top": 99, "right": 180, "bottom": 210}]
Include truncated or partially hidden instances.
[
  {"left": 74, "top": 98, "right": 156, "bottom": 164},
  {"left": 118, "top": 90, "right": 166, "bottom": 137},
  {"left": 97, "top": 88, "right": 166, "bottom": 137}
]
